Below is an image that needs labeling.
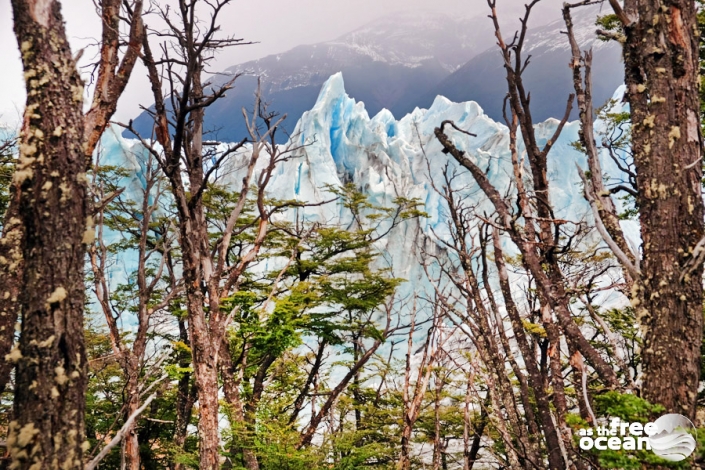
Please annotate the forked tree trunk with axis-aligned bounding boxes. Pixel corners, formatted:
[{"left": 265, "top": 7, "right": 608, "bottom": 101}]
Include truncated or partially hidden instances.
[{"left": 6, "top": 1, "right": 88, "bottom": 468}]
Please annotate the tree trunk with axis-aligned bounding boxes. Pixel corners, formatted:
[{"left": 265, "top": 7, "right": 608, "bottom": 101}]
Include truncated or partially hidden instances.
[
  {"left": 289, "top": 340, "right": 326, "bottom": 425},
  {"left": 222, "top": 372, "right": 258, "bottom": 470},
  {"left": 298, "top": 335, "right": 385, "bottom": 448},
  {"left": 6, "top": 1, "right": 88, "bottom": 468},
  {"left": 620, "top": 0, "right": 704, "bottom": 418},
  {"left": 122, "top": 369, "right": 142, "bottom": 470},
  {"left": 173, "top": 319, "right": 196, "bottom": 470},
  {"left": 221, "top": 337, "right": 261, "bottom": 470},
  {"left": 193, "top": 359, "right": 220, "bottom": 469},
  {"left": 184, "top": 284, "right": 221, "bottom": 469},
  {"left": 492, "top": 232, "right": 564, "bottom": 470},
  {"left": 464, "top": 394, "right": 488, "bottom": 470},
  {"left": 164, "top": 103, "right": 222, "bottom": 469},
  {"left": 1, "top": 0, "right": 142, "bottom": 398},
  {"left": 235, "top": 353, "right": 276, "bottom": 470},
  {"left": 432, "top": 371, "right": 443, "bottom": 470}
]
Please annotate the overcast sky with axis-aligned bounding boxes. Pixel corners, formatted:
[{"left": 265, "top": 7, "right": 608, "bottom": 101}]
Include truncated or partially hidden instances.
[{"left": 0, "top": 0, "right": 564, "bottom": 125}]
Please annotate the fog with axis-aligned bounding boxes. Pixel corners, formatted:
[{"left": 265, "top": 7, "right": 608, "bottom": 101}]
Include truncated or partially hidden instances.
[{"left": 0, "top": 0, "right": 567, "bottom": 124}]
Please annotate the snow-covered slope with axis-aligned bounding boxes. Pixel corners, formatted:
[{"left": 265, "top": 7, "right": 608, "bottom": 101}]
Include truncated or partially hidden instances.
[
  {"left": 225, "top": 11, "right": 492, "bottom": 90},
  {"left": 127, "top": 10, "right": 495, "bottom": 144},
  {"left": 127, "top": 6, "right": 614, "bottom": 144},
  {"left": 421, "top": 4, "right": 623, "bottom": 123}
]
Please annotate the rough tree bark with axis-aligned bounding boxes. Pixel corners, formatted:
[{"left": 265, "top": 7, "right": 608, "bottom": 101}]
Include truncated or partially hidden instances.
[
  {"left": 138, "top": 29, "right": 227, "bottom": 468},
  {"left": 5, "top": 1, "right": 88, "bottom": 468},
  {"left": 607, "top": 0, "right": 705, "bottom": 417},
  {"left": 221, "top": 340, "right": 258, "bottom": 470},
  {"left": 0, "top": 0, "right": 143, "bottom": 397},
  {"left": 133, "top": 3, "right": 286, "bottom": 465},
  {"left": 0, "top": 190, "right": 24, "bottom": 394},
  {"left": 2, "top": 1, "right": 143, "bottom": 467}
]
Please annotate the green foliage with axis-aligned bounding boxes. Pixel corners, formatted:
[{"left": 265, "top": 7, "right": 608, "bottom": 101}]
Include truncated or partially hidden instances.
[
  {"left": 595, "top": 13, "right": 622, "bottom": 41},
  {"left": 701, "top": 307, "right": 705, "bottom": 397},
  {"left": 84, "top": 317, "right": 126, "bottom": 469},
  {"left": 569, "top": 140, "right": 586, "bottom": 153},
  {"left": 590, "top": 445, "right": 689, "bottom": 469},
  {"left": 26, "top": 4, "right": 705, "bottom": 468},
  {"left": 253, "top": 184, "right": 410, "bottom": 347},
  {"left": 593, "top": 391, "right": 665, "bottom": 423},
  {"left": 602, "top": 307, "right": 639, "bottom": 346},
  {"left": 216, "top": 184, "right": 422, "bottom": 468},
  {"left": 591, "top": 101, "right": 639, "bottom": 220},
  {"left": 522, "top": 319, "right": 547, "bottom": 338},
  {"left": 240, "top": 421, "right": 323, "bottom": 470}
]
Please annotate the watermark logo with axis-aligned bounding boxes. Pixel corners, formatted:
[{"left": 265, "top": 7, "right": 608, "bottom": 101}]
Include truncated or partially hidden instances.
[
  {"left": 579, "top": 414, "right": 696, "bottom": 462},
  {"left": 649, "top": 414, "right": 697, "bottom": 462}
]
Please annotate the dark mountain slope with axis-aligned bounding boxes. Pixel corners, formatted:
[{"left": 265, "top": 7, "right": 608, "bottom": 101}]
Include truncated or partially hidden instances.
[
  {"left": 127, "top": 11, "right": 493, "bottom": 143},
  {"left": 414, "top": 7, "right": 623, "bottom": 121},
  {"left": 126, "top": 7, "right": 622, "bottom": 143}
]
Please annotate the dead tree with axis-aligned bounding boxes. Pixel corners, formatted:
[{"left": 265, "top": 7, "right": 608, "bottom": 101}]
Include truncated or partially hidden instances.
[
  {"left": 88, "top": 151, "right": 180, "bottom": 470},
  {"left": 496, "top": 0, "right": 614, "bottom": 387},
  {"left": 130, "top": 1, "right": 296, "bottom": 466},
  {"left": 435, "top": 0, "right": 618, "bottom": 383},
  {"left": 429, "top": 210, "right": 547, "bottom": 469},
  {"left": 595, "top": 0, "right": 705, "bottom": 417},
  {"left": 431, "top": 1, "right": 631, "bottom": 468},
  {"left": 562, "top": 4, "right": 647, "bottom": 405},
  {"left": 564, "top": 2, "right": 638, "bottom": 293},
  {"left": 2, "top": 1, "right": 143, "bottom": 468},
  {"left": 397, "top": 299, "right": 448, "bottom": 470},
  {"left": 428, "top": 163, "right": 611, "bottom": 469}
]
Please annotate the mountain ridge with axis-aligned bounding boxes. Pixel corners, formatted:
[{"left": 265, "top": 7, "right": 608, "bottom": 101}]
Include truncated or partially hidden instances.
[
  {"left": 412, "top": 4, "right": 623, "bottom": 121},
  {"left": 126, "top": 6, "right": 622, "bottom": 143}
]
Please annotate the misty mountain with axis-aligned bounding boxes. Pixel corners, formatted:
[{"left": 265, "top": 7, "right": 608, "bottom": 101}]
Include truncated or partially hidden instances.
[
  {"left": 127, "top": 7, "right": 622, "bottom": 143},
  {"left": 128, "top": 11, "right": 495, "bottom": 142},
  {"left": 413, "top": 5, "right": 623, "bottom": 122}
]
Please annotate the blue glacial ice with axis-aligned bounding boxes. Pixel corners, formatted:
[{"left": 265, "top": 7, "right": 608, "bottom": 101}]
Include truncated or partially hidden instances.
[{"left": 97, "top": 72, "right": 634, "bottom": 321}]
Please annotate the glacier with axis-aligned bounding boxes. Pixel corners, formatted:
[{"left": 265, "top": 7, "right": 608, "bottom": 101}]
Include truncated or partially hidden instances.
[{"left": 96, "top": 72, "right": 632, "bottom": 325}]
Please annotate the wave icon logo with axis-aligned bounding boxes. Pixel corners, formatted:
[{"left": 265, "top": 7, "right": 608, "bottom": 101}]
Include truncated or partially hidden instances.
[{"left": 648, "top": 414, "right": 697, "bottom": 462}]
